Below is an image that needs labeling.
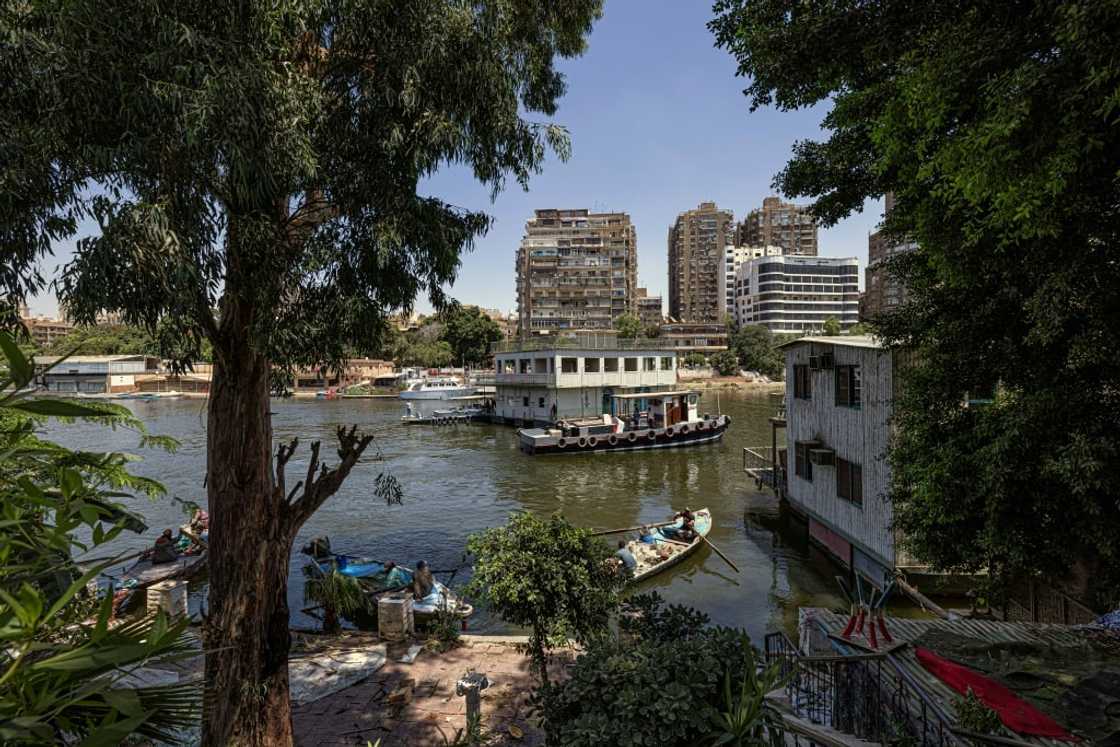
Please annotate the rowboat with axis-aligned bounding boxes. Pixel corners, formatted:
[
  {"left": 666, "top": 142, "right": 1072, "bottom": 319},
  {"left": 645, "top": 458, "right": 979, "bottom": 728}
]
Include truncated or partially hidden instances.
[
  {"left": 622, "top": 508, "right": 712, "bottom": 585},
  {"left": 302, "top": 542, "right": 473, "bottom": 621}
]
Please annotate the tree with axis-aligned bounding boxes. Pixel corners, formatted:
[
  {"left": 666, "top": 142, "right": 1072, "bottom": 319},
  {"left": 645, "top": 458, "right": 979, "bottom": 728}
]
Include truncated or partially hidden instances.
[
  {"left": 711, "top": 0, "right": 1120, "bottom": 604},
  {"left": 683, "top": 352, "right": 708, "bottom": 368},
  {"left": 466, "top": 512, "right": 623, "bottom": 693},
  {"left": 441, "top": 305, "right": 503, "bottom": 367},
  {"left": 644, "top": 323, "right": 661, "bottom": 338},
  {"left": 613, "top": 312, "right": 642, "bottom": 339},
  {"left": 846, "top": 322, "right": 869, "bottom": 336},
  {"left": 730, "top": 325, "right": 782, "bottom": 379},
  {"left": 710, "top": 350, "right": 740, "bottom": 377},
  {"left": 821, "top": 317, "right": 841, "bottom": 336},
  {"left": 4, "top": 2, "right": 604, "bottom": 742},
  {"left": 0, "top": 335, "right": 200, "bottom": 742}
]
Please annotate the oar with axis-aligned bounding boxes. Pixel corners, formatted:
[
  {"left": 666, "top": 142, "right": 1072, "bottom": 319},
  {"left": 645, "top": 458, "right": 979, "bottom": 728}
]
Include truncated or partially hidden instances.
[
  {"left": 591, "top": 520, "right": 677, "bottom": 537},
  {"left": 700, "top": 535, "right": 740, "bottom": 574}
]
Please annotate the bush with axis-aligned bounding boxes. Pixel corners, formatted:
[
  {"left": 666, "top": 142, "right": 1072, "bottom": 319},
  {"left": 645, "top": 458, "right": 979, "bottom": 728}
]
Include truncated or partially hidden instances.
[
  {"left": 683, "top": 352, "right": 707, "bottom": 368},
  {"left": 539, "top": 593, "right": 784, "bottom": 747},
  {"left": 710, "top": 350, "right": 740, "bottom": 376}
]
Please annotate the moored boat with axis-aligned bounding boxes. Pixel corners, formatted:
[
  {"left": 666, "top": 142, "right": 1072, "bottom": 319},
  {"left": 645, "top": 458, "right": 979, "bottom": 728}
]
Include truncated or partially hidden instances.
[
  {"left": 518, "top": 391, "right": 730, "bottom": 455},
  {"left": 624, "top": 508, "right": 712, "bottom": 584},
  {"left": 399, "top": 376, "right": 476, "bottom": 401}
]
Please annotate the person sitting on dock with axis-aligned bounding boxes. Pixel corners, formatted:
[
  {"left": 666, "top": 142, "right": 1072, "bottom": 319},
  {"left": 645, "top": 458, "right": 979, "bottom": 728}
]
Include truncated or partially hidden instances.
[
  {"left": 412, "top": 560, "right": 434, "bottom": 601},
  {"left": 146, "top": 529, "right": 179, "bottom": 565},
  {"left": 615, "top": 541, "right": 637, "bottom": 572}
]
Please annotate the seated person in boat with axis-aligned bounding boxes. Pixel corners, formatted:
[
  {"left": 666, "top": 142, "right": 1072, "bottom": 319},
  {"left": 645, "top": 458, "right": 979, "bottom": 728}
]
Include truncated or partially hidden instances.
[
  {"left": 189, "top": 507, "right": 209, "bottom": 534},
  {"left": 412, "top": 560, "right": 434, "bottom": 601},
  {"left": 615, "top": 541, "right": 637, "bottom": 572},
  {"left": 661, "top": 509, "right": 697, "bottom": 542},
  {"left": 145, "top": 529, "right": 179, "bottom": 564}
]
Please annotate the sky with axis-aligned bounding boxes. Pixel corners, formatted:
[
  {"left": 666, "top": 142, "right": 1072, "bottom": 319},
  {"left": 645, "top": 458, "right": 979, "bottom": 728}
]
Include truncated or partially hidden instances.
[{"left": 28, "top": 0, "right": 881, "bottom": 318}]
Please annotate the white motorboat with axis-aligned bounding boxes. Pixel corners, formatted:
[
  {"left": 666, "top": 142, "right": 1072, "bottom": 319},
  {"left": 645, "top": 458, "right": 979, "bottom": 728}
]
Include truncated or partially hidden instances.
[{"left": 398, "top": 377, "right": 476, "bottom": 400}]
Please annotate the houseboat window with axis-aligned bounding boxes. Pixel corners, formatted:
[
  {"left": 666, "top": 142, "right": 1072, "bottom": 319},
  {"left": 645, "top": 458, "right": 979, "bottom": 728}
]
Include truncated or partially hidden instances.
[
  {"left": 836, "top": 458, "right": 863, "bottom": 507},
  {"left": 643, "top": 357, "right": 657, "bottom": 371},
  {"left": 519, "top": 359, "right": 530, "bottom": 374},
  {"left": 794, "top": 442, "right": 813, "bottom": 481},
  {"left": 534, "top": 358, "right": 549, "bottom": 373},
  {"left": 538, "top": 397, "right": 545, "bottom": 408},
  {"left": 561, "top": 357, "right": 578, "bottom": 373},
  {"left": 836, "top": 365, "right": 862, "bottom": 408},
  {"left": 502, "top": 359, "right": 516, "bottom": 374},
  {"left": 624, "top": 357, "right": 638, "bottom": 372},
  {"left": 661, "top": 357, "right": 674, "bottom": 370},
  {"left": 522, "top": 396, "right": 530, "bottom": 407},
  {"left": 584, "top": 357, "right": 601, "bottom": 373},
  {"left": 793, "top": 364, "right": 811, "bottom": 399},
  {"left": 604, "top": 357, "right": 619, "bottom": 372}
]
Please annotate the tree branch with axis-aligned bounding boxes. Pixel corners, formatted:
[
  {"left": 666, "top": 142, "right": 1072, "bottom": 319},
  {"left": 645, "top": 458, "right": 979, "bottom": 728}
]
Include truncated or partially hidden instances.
[
  {"left": 286, "top": 425, "right": 374, "bottom": 529},
  {"left": 275, "top": 438, "right": 299, "bottom": 500}
]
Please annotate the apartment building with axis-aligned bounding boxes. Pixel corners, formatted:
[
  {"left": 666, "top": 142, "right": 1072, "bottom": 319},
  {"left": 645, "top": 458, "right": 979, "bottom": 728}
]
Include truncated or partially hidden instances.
[
  {"left": 667, "top": 202, "right": 734, "bottom": 323},
  {"left": 718, "top": 244, "right": 782, "bottom": 319},
  {"left": 635, "top": 288, "right": 663, "bottom": 328},
  {"left": 734, "top": 255, "right": 860, "bottom": 333},
  {"left": 861, "top": 194, "right": 919, "bottom": 321},
  {"left": 736, "top": 196, "right": 818, "bottom": 256},
  {"left": 658, "top": 322, "right": 729, "bottom": 358},
  {"left": 516, "top": 209, "right": 638, "bottom": 336},
  {"left": 20, "top": 314, "right": 74, "bottom": 348}
]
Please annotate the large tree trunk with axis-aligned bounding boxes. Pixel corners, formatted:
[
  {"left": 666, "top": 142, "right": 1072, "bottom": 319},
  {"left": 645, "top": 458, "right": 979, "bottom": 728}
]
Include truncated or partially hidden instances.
[{"left": 201, "top": 335, "right": 295, "bottom": 745}]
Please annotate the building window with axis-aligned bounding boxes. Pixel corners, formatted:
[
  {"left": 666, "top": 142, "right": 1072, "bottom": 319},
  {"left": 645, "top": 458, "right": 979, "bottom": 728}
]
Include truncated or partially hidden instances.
[
  {"left": 661, "top": 357, "right": 674, "bottom": 370},
  {"left": 604, "top": 357, "right": 619, "bottom": 372},
  {"left": 502, "top": 360, "right": 516, "bottom": 374},
  {"left": 836, "top": 458, "right": 863, "bottom": 507},
  {"left": 561, "top": 357, "right": 578, "bottom": 373},
  {"left": 534, "top": 358, "right": 549, "bottom": 373},
  {"left": 584, "top": 357, "right": 601, "bottom": 373},
  {"left": 522, "top": 396, "right": 529, "bottom": 407},
  {"left": 519, "top": 359, "right": 530, "bottom": 373},
  {"left": 624, "top": 357, "right": 638, "bottom": 372},
  {"left": 643, "top": 357, "right": 657, "bottom": 371},
  {"left": 836, "top": 365, "right": 862, "bottom": 408},
  {"left": 793, "top": 364, "right": 811, "bottom": 399},
  {"left": 538, "top": 397, "right": 545, "bottom": 408},
  {"left": 794, "top": 441, "right": 813, "bottom": 482}
]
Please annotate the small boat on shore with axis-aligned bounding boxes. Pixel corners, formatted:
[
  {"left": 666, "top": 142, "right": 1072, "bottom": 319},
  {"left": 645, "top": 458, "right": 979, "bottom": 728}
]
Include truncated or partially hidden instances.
[
  {"left": 623, "top": 508, "right": 712, "bottom": 584},
  {"left": 302, "top": 541, "right": 473, "bottom": 621},
  {"left": 518, "top": 391, "right": 730, "bottom": 455}
]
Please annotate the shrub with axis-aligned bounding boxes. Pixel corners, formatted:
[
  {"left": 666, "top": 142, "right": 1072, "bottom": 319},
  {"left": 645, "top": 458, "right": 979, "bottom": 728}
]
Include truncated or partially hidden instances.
[{"left": 710, "top": 350, "right": 740, "bottom": 377}]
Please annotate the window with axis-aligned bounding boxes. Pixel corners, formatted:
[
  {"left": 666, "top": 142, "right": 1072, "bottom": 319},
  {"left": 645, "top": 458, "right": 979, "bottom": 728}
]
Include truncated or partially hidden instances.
[
  {"left": 522, "top": 396, "right": 530, "bottom": 407},
  {"left": 538, "top": 397, "right": 545, "bottom": 408},
  {"left": 793, "top": 364, "right": 811, "bottom": 399},
  {"left": 561, "top": 357, "right": 578, "bottom": 373},
  {"left": 604, "top": 357, "right": 619, "bottom": 372},
  {"left": 519, "top": 359, "right": 530, "bottom": 373},
  {"left": 643, "top": 357, "right": 657, "bottom": 371},
  {"left": 836, "top": 365, "right": 862, "bottom": 408},
  {"left": 584, "top": 357, "right": 601, "bottom": 373},
  {"left": 794, "top": 441, "right": 813, "bottom": 482},
  {"left": 836, "top": 458, "right": 863, "bottom": 507},
  {"left": 502, "top": 359, "right": 516, "bottom": 374},
  {"left": 624, "top": 357, "right": 638, "bottom": 372},
  {"left": 661, "top": 357, "right": 674, "bottom": 371},
  {"left": 534, "top": 358, "right": 549, "bottom": 373}
]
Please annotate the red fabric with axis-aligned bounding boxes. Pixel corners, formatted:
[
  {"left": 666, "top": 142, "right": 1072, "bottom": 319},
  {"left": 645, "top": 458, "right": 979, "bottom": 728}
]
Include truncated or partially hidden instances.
[{"left": 915, "top": 647, "right": 1079, "bottom": 740}]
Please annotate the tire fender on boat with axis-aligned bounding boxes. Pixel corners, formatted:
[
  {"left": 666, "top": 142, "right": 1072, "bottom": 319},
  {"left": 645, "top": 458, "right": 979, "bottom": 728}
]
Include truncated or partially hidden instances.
[
  {"left": 557, "top": 438, "right": 567, "bottom": 449},
  {"left": 724, "top": 415, "right": 731, "bottom": 426},
  {"left": 587, "top": 436, "right": 598, "bottom": 447},
  {"left": 679, "top": 424, "right": 689, "bottom": 435},
  {"left": 647, "top": 430, "right": 657, "bottom": 441},
  {"left": 665, "top": 426, "right": 675, "bottom": 438},
  {"left": 627, "top": 431, "right": 638, "bottom": 442},
  {"left": 577, "top": 437, "right": 588, "bottom": 448},
  {"left": 607, "top": 434, "right": 618, "bottom": 446}
]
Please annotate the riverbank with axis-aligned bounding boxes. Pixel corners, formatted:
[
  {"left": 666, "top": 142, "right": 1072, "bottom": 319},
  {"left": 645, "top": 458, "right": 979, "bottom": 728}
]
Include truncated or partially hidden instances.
[
  {"left": 683, "top": 376, "right": 784, "bottom": 392},
  {"left": 291, "top": 632, "right": 569, "bottom": 746}
]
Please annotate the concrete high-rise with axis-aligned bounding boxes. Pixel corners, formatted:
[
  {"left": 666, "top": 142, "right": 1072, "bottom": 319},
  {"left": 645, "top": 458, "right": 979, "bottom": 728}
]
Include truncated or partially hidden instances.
[
  {"left": 635, "top": 287, "right": 663, "bottom": 328},
  {"left": 861, "top": 193, "right": 918, "bottom": 320},
  {"left": 516, "top": 209, "right": 638, "bottom": 336},
  {"left": 667, "top": 202, "right": 734, "bottom": 322},
  {"left": 736, "top": 196, "right": 818, "bottom": 256}
]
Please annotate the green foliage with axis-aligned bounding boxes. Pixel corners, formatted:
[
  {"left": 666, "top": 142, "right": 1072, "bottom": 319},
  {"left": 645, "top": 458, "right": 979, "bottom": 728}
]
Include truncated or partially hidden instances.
[
  {"left": 711, "top": 0, "right": 1120, "bottom": 598},
  {"left": 613, "top": 313, "right": 642, "bottom": 339},
  {"left": 821, "top": 317, "right": 841, "bottom": 336},
  {"left": 644, "top": 323, "right": 661, "bottom": 338},
  {"left": 710, "top": 350, "right": 740, "bottom": 377},
  {"left": 706, "top": 654, "right": 787, "bottom": 747},
  {"left": 302, "top": 566, "right": 373, "bottom": 634},
  {"left": 539, "top": 593, "right": 782, "bottom": 747},
  {"left": 846, "top": 322, "right": 870, "bottom": 336},
  {"left": 466, "top": 512, "right": 623, "bottom": 690},
  {"left": 0, "top": 334, "right": 199, "bottom": 743},
  {"left": 729, "top": 325, "right": 782, "bottom": 379},
  {"left": 423, "top": 596, "right": 463, "bottom": 654},
  {"left": 683, "top": 352, "right": 708, "bottom": 368},
  {"left": 953, "top": 688, "right": 1001, "bottom": 734},
  {"left": 440, "top": 305, "right": 503, "bottom": 367}
]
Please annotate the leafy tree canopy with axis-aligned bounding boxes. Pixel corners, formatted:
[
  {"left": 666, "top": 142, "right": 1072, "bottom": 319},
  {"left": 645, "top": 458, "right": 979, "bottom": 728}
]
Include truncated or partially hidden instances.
[
  {"left": 709, "top": 349, "right": 740, "bottom": 377},
  {"left": 730, "top": 324, "right": 782, "bottom": 379},
  {"left": 711, "top": 0, "right": 1120, "bottom": 602},
  {"left": 440, "top": 304, "right": 503, "bottom": 367},
  {"left": 821, "top": 317, "right": 840, "bottom": 336},
  {"left": 613, "top": 312, "right": 642, "bottom": 339},
  {"left": 683, "top": 352, "right": 708, "bottom": 368}
]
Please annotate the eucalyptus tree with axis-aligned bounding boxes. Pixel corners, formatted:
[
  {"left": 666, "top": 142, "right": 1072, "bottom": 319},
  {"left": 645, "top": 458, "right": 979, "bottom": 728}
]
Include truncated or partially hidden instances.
[{"left": 2, "top": 1, "right": 602, "bottom": 742}]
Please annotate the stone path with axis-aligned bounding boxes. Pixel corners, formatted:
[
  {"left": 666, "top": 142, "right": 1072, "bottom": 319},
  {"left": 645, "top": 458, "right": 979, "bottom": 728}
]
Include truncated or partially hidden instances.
[{"left": 292, "top": 633, "right": 573, "bottom": 747}]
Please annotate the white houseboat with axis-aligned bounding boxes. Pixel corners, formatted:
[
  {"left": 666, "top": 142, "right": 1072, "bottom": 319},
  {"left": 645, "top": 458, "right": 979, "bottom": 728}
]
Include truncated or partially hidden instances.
[{"left": 517, "top": 390, "right": 730, "bottom": 455}]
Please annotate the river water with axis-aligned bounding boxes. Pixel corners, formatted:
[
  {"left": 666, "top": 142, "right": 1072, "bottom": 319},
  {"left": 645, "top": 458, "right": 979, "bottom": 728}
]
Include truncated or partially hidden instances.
[{"left": 51, "top": 390, "right": 847, "bottom": 643}]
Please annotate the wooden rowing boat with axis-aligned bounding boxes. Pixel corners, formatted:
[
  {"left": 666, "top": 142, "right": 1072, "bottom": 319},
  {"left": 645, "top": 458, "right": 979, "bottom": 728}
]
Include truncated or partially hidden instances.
[
  {"left": 623, "top": 508, "right": 712, "bottom": 585},
  {"left": 308, "top": 554, "right": 473, "bottom": 621}
]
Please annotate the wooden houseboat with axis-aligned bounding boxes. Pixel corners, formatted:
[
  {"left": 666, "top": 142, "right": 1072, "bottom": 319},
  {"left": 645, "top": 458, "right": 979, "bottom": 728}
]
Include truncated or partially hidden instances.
[{"left": 517, "top": 390, "right": 730, "bottom": 455}]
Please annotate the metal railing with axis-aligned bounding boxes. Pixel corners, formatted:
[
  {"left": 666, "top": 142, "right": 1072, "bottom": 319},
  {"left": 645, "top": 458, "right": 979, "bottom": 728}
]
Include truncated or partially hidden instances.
[{"left": 491, "top": 335, "right": 673, "bottom": 354}]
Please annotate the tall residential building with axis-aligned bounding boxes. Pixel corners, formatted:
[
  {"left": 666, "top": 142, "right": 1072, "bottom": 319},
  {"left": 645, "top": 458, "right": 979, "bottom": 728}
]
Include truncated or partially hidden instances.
[
  {"left": 736, "top": 196, "right": 818, "bottom": 256},
  {"left": 516, "top": 209, "right": 638, "bottom": 336},
  {"left": 718, "top": 244, "right": 782, "bottom": 319},
  {"left": 635, "top": 288, "right": 663, "bottom": 328},
  {"left": 734, "top": 255, "right": 860, "bottom": 333},
  {"left": 861, "top": 193, "right": 918, "bottom": 321},
  {"left": 667, "top": 202, "right": 734, "bottom": 323}
]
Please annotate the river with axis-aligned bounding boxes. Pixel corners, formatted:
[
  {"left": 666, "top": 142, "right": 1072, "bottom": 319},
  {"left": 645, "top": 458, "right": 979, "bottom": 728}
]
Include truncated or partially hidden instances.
[{"left": 50, "top": 389, "right": 847, "bottom": 643}]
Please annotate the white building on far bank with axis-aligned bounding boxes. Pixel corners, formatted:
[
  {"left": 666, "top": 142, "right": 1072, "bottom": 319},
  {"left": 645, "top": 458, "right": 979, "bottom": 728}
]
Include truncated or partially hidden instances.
[{"left": 733, "top": 255, "right": 860, "bottom": 333}]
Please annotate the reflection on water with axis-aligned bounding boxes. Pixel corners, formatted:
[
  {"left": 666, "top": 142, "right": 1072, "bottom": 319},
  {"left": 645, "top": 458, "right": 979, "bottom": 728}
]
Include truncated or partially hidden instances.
[{"left": 48, "top": 389, "right": 848, "bottom": 641}]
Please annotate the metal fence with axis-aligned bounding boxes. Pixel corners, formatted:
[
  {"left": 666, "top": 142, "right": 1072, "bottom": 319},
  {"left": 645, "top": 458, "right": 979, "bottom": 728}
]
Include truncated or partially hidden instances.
[{"left": 490, "top": 335, "right": 672, "bottom": 354}]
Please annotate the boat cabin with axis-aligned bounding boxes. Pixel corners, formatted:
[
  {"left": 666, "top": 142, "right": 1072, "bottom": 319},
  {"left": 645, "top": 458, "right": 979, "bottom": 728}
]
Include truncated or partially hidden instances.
[{"left": 611, "top": 390, "right": 701, "bottom": 431}]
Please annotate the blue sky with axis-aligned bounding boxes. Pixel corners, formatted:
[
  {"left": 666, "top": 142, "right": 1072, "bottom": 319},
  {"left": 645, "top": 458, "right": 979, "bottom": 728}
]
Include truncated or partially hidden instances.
[{"left": 29, "top": 0, "right": 881, "bottom": 318}]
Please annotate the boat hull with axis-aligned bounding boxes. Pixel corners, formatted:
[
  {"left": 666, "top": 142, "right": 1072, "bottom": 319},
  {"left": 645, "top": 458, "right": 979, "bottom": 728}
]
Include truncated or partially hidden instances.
[{"left": 518, "top": 416, "right": 731, "bottom": 455}]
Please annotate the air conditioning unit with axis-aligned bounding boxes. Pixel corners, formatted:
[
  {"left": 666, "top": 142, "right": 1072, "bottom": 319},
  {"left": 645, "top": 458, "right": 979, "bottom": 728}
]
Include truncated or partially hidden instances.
[
  {"left": 809, "top": 448, "right": 836, "bottom": 466},
  {"left": 809, "top": 355, "right": 821, "bottom": 370},
  {"left": 819, "top": 352, "right": 835, "bottom": 370}
]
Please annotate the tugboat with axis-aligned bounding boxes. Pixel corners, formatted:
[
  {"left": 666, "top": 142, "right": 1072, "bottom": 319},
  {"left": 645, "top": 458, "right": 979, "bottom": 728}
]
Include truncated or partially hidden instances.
[{"left": 517, "top": 390, "right": 730, "bottom": 455}]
